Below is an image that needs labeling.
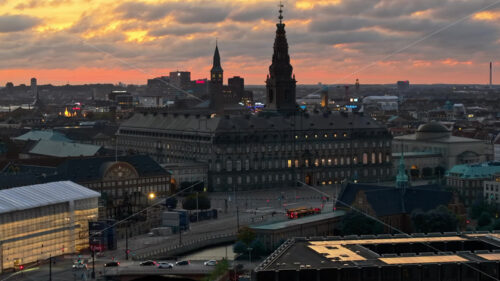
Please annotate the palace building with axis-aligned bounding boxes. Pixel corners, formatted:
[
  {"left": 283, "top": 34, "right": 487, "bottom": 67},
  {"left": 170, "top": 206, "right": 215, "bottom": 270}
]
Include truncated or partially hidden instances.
[{"left": 117, "top": 8, "right": 392, "bottom": 191}]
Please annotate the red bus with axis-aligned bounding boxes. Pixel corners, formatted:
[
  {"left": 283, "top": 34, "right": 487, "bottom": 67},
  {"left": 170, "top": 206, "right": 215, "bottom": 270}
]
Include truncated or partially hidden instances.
[{"left": 286, "top": 207, "right": 321, "bottom": 219}]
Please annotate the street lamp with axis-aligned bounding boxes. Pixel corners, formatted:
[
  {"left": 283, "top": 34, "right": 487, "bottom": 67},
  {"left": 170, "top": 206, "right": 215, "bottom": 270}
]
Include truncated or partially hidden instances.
[
  {"left": 148, "top": 192, "right": 156, "bottom": 200},
  {"left": 247, "top": 247, "right": 253, "bottom": 265}
]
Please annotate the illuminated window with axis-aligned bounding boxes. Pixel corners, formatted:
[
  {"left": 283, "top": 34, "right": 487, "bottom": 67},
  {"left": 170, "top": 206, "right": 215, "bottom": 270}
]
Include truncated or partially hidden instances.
[
  {"left": 363, "top": 153, "right": 368, "bottom": 165},
  {"left": 378, "top": 152, "right": 383, "bottom": 164},
  {"left": 328, "top": 158, "right": 332, "bottom": 166},
  {"left": 288, "top": 160, "right": 292, "bottom": 168},
  {"left": 321, "top": 159, "right": 326, "bottom": 166},
  {"left": 314, "top": 159, "right": 319, "bottom": 167},
  {"left": 324, "top": 134, "right": 328, "bottom": 138},
  {"left": 294, "top": 159, "right": 299, "bottom": 167},
  {"left": 371, "top": 153, "right": 376, "bottom": 164}
]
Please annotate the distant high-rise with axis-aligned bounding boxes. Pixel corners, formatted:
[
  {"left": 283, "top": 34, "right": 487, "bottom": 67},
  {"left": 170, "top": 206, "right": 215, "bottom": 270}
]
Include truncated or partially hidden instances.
[
  {"left": 30, "top": 77, "right": 37, "bottom": 98},
  {"left": 169, "top": 71, "right": 191, "bottom": 90},
  {"left": 265, "top": 5, "right": 297, "bottom": 113}
]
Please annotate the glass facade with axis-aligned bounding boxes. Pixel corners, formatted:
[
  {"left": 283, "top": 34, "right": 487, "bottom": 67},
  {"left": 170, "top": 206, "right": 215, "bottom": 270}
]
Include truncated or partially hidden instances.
[{"left": 0, "top": 197, "right": 98, "bottom": 272}]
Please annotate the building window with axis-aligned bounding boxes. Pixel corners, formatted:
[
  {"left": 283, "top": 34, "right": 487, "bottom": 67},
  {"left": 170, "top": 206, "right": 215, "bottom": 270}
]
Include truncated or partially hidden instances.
[
  {"left": 363, "top": 153, "right": 368, "bottom": 165},
  {"left": 314, "top": 159, "right": 319, "bottom": 167},
  {"left": 328, "top": 158, "right": 332, "bottom": 166},
  {"left": 228, "top": 177, "right": 232, "bottom": 184},
  {"left": 245, "top": 159, "right": 250, "bottom": 170},
  {"left": 288, "top": 160, "right": 292, "bottom": 168},
  {"left": 371, "top": 153, "right": 376, "bottom": 164},
  {"left": 226, "top": 160, "right": 232, "bottom": 172},
  {"left": 378, "top": 152, "right": 383, "bottom": 164}
]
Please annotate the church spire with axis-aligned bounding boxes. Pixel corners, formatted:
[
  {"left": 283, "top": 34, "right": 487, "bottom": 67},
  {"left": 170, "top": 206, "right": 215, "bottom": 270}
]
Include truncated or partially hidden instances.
[
  {"left": 264, "top": 3, "right": 297, "bottom": 113},
  {"left": 211, "top": 41, "right": 223, "bottom": 74}
]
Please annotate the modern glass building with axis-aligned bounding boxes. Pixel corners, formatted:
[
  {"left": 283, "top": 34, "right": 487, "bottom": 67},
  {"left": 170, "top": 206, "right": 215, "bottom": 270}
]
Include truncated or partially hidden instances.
[{"left": 0, "top": 181, "right": 99, "bottom": 272}]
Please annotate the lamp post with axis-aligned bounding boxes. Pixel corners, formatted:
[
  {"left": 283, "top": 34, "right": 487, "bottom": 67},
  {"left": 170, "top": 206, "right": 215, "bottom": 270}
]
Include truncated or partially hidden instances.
[{"left": 247, "top": 247, "right": 253, "bottom": 265}]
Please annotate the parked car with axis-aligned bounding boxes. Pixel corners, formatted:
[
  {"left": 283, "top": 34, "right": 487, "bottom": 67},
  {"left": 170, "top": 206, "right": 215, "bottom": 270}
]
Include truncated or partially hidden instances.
[
  {"left": 204, "top": 260, "right": 217, "bottom": 266},
  {"left": 158, "top": 262, "right": 174, "bottom": 269},
  {"left": 72, "top": 263, "right": 87, "bottom": 270},
  {"left": 176, "top": 260, "right": 190, "bottom": 266},
  {"left": 104, "top": 261, "right": 120, "bottom": 267},
  {"left": 140, "top": 260, "right": 157, "bottom": 266}
]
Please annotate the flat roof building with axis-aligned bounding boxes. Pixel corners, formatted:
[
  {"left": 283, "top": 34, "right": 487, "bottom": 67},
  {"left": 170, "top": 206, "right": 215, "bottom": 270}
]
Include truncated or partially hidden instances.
[
  {"left": 255, "top": 232, "right": 500, "bottom": 281},
  {"left": 0, "top": 181, "right": 99, "bottom": 273}
]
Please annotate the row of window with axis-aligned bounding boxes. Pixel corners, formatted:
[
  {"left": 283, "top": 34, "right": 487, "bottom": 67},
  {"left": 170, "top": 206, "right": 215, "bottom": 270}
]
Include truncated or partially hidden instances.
[
  {"left": 215, "top": 153, "right": 391, "bottom": 172},
  {"left": 214, "top": 168, "right": 392, "bottom": 185}
]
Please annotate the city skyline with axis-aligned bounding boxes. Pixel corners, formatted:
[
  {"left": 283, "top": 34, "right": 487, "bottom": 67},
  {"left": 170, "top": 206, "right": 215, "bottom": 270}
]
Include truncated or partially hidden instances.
[{"left": 0, "top": 0, "right": 499, "bottom": 85}]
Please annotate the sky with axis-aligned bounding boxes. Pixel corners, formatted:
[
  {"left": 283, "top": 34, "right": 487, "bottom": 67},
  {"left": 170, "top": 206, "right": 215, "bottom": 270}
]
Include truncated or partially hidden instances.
[{"left": 0, "top": 0, "right": 499, "bottom": 86}]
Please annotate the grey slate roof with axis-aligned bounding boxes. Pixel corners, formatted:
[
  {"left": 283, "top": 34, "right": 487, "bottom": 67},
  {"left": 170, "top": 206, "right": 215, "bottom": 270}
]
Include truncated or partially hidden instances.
[
  {"left": 29, "top": 140, "right": 102, "bottom": 157},
  {"left": 0, "top": 181, "right": 100, "bottom": 214},
  {"left": 13, "top": 130, "right": 72, "bottom": 142},
  {"left": 119, "top": 111, "right": 386, "bottom": 134}
]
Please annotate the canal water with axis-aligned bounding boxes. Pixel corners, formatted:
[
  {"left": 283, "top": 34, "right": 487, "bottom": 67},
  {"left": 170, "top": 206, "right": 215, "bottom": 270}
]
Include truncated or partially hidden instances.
[{"left": 180, "top": 244, "right": 237, "bottom": 261}]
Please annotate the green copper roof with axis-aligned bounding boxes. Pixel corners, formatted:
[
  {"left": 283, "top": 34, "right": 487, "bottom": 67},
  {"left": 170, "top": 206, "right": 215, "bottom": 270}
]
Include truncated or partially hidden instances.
[{"left": 448, "top": 162, "right": 500, "bottom": 179}]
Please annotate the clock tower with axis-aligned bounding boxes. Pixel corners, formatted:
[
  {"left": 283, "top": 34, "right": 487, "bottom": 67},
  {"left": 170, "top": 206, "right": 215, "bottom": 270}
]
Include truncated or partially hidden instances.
[{"left": 210, "top": 42, "right": 224, "bottom": 114}]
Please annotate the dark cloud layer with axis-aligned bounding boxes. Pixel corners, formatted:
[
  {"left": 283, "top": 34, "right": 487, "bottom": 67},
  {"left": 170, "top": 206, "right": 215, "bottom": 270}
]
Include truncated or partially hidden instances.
[
  {"left": 0, "top": 0, "right": 499, "bottom": 84},
  {"left": 0, "top": 14, "right": 41, "bottom": 32}
]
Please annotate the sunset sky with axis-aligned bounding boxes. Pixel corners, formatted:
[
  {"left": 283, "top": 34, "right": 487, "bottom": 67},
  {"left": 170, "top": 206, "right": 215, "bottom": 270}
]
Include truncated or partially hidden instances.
[{"left": 0, "top": 0, "right": 499, "bottom": 85}]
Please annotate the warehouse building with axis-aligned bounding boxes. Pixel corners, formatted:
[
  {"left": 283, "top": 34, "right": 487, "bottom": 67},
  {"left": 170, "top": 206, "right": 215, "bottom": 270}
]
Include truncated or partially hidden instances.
[
  {"left": 0, "top": 181, "right": 99, "bottom": 272},
  {"left": 255, "top": 233, "right": 500, "bottom": 281}
]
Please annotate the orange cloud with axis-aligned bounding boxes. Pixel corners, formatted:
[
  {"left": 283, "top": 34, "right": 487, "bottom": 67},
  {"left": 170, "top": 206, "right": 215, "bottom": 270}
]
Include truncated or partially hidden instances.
[
  {"left": 440, "top": 58, "right": 472, "bottom": 66},
  {"left": 473, "top": 11, "right": 500, "bottom": 21}
]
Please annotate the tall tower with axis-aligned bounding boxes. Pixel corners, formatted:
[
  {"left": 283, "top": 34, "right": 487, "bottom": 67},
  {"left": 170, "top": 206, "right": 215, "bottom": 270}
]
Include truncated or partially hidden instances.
[
  {"left": 211, "top": 42, "right": 223, "bottom": 86},
  {"left": 31, "top": 77, "right": 38, "bottom": 101},
  {"left": 209, "top": 42, "right": 224, "bottom": 113},
  {"left": 265, "top": 4, "right": 297, "bottom": 113},
  {"left": 490, "top": 62, "right": 493, "bottom": 88}
]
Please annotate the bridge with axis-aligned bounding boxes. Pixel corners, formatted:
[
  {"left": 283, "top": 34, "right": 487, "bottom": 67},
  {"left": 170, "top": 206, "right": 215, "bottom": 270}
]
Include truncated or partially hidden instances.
[
  {"left": 132, "top": 232, "right": 237, "bottom": 260},
  {"left": 102, "top": 261, "right": 214, "bottom": 281}
]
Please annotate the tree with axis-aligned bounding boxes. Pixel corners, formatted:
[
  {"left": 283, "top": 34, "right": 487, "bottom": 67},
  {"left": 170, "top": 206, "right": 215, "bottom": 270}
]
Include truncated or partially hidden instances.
[
  {"left": 490, "top": 219, "right": 500, "bottom": 230},
  {"left": 411, "top": 205, "right": 458, "bottom": 233},
  {"left": 182, "top": 193, "right": 211, "bottom": 210},
  {"left": 165, "top": 197, "right": 177, "bottom": 210},
  {"left": 340, "top": 211, "right": 384, "bottom": 235},
  {"left": 249, "top": 239, "right": 266, "bottom": 258},
  {"left": 237, "top": 226, "right": 256, "bottom": 246},
  {"left": 233, "top": 241, "right": 247, "bottom": 255},
  {"left": 477, "top": 211, "right": 492, "bottom": 228},
  {"left": 470, "top": 201, "right": 497, "bottom": 220}
]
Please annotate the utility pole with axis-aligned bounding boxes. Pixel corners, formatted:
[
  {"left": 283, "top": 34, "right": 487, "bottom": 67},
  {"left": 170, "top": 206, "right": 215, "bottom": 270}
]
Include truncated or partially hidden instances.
[
  {"left": 49, "top": 255, "right": 52, "bottom": 281},
  {"left": 125, "top": 228, "right": 129, "bottom": 260},
  {"left": 179, "top": 218, "right": 182, "bottom": 245},
  {"left": 236, "top": 206, "right": 240, "bottom": 231},
  {"left": 91, "top": 250, "right": 95, "bottom": 279}
]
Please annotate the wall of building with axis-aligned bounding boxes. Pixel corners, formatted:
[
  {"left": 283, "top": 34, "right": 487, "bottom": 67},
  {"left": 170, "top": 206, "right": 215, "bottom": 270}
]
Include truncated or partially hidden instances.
[{"left": 0, "top": 198, "right": 98, "bottom": 272}]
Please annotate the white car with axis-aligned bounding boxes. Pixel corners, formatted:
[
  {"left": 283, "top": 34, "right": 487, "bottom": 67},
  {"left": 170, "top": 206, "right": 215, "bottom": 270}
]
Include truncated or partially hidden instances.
[
  {"left": 72, "top": 263, "right": 87, "bottom": 270},
  {"left": 204, "top": 260, "right": 217, "bottom": 266},
  {"left": 158, "top": 262, "right": 174, "bottom": 269}
]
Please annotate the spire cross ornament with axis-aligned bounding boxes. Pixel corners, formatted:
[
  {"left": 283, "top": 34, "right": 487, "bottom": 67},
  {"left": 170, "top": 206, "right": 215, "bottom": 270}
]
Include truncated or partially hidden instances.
[{"left": 278, "top": 1, "right": 284, "bottom": 24}]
